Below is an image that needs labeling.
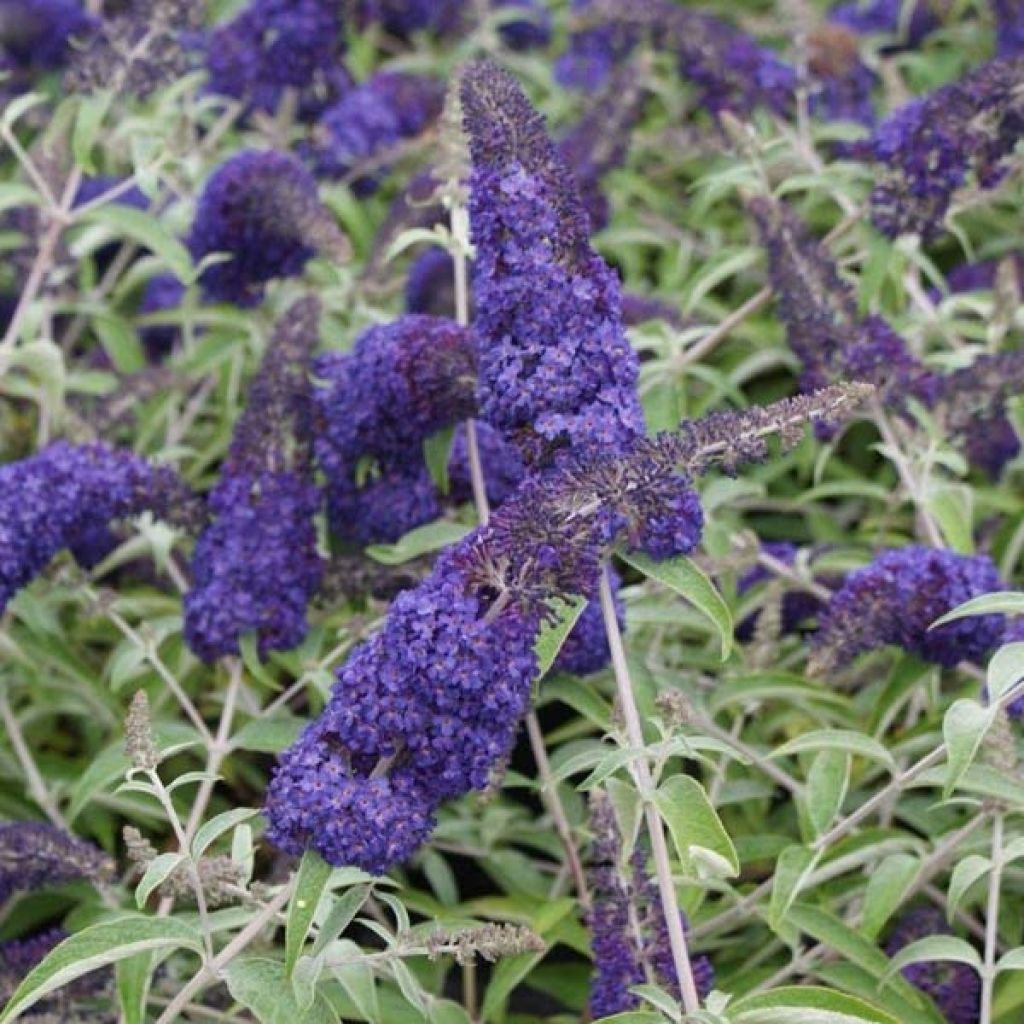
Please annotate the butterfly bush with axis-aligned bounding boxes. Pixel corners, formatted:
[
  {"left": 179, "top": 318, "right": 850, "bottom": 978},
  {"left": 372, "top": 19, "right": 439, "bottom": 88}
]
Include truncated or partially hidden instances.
[
  {"left": 188, "top": 150, "right": 349, "bottom": 306},
  {"left": 185, "top": 297, "right": 323, "bottom": 661}
]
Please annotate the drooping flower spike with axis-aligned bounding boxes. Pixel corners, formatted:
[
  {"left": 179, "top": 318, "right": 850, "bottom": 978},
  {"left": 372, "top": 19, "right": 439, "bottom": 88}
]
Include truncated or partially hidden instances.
[
  {"left": 461, "top": 59, "right": 645, "bottom": 464},
  {"left": 266, "top": 384, "right": 871, "bottom": 873},
  {"left": 0, "top": 821, "right": 113, "bottom": 902},
  {"left": 810, "top": 546, "right": 1007, "bottom": 674},
  {"left": 185, "top": 297, "right": 324, "bottom": 662},
  {"left": 188, "top": 150, "right": 350, "bottom": 307},
  {"left": 0, "top": 442, "right": 199, "bottom": 615},
  {"left": 867, "top": 56, "right": 1024, "bottom": 238}
]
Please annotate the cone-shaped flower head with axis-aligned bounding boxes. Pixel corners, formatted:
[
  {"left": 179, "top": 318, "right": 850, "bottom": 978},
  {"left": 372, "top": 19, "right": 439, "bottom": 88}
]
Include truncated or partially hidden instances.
[{"left": 184, "top": 297, "right": 324, "bottom": 661}]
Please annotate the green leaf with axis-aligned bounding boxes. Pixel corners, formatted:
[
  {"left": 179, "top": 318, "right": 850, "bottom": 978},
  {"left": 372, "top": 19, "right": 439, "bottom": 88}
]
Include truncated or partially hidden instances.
[
  {"left": 770, "top": 845, "right": 822, "bottom": 930},
  {"left": 731, "top": 986, "right": 899, "bottom": 1024},
  {"left": 231, "top": 715, "right": 305, "bottom": 754},
  {"left": 535, "top": 595, "right": 588, "bottom": 680},
  {"left": 116, "top": 952, "right": 156, "bottom": 1024},
  {"left": 423, "top": 426, "right": 455, "bottom": 496},
  {"left": 192, "top": 807, "right": 260, "bottom": 860},
  {"left": 771, "top": 730, "right": 895, "bottom": 768},
  {"left": 481, "top": 950, "right": 547, "bottom": 1023},
  {"left": 72, "top": 91, "right": 113, "bottom": 173},
  {"left": 286, "top": 850, "right": 333, "bottom": 977},
  {"left": 330, "top": 940, "right": 380, "bottom": 1024},
  {"left": 618, "top": 552, "right": 733, "bottom": 660},
  {"left": 312, "top": 885, "right": 371, "bottom": 956},
  {"left": 428, "top": 999, "right": 472, "bottom": 1024},
  {"left": 996, "top": 948, "right": 1024, "bottom": 974},
  {"left": 987, "top": 643, "right": 1024, "bottom": 705},
  {"left": 366, "top": 520, "right": 471, "bottom": 565},
  {"left": 390, "top": 959, "right": 426, "bottom": 1013},
  {"left": 861, "top": 855, "right": 919, "bottom": 939},
  {"left": 0, "top": 916, "right": 203, "bottom": 1023},
  {"left": 947, "top": 856, "right": 992, "bottom": 922},
  {"left": 925, "top": 484, "right": 973, "bottom": 554},
  {"left": 652, "top": 775, "right": 739, "bottom": 878},
  {"left": 806, "top": 750, "right": 850, "bottom": 837},
  {"left": 931, "top": 592, "right": 1024, "bottom": 628},
  {"left": 77, "top": 204, "right": 192, "bottom": 281},
  {"left": 226, "top": 958, "right": 339, "bottom": 1024},
  {"left": 885, "top": 935, "right": 983, "bottom": 978},
  {"left": 942, "top": 699, "right": 995, "bottom": 798},
  {"left": 134, "top": 852, "right": 185, "bottom": 909}
]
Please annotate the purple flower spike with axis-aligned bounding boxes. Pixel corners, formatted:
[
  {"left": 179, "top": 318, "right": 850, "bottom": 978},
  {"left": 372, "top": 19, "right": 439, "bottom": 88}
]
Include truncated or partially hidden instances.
[
  {"left": 185, "top": 297, "right": 323, "bottom": 662},
  {"left": 0, "top": 442, "right": 196, "bottom": 614},
  {"left": 461, "top": 60, "right": 645, "bottom": 464},
  {"left": 868, "top": 57, "right": 1024, "bottom": 238},
  {"left": 553, "top": 568, "right": 622, "bottom": 677},
  {"left": 0, "top": 821, "right": 113, "bottom": 901},
  {"left": 993, "top": 0, "right": 1024, "bottom": 57},
  {"left": 811, "top": 546, "right": 1006, "bottom": 673},
  {"left": 188, "top": 150, "right": 348, "bottom": 307},
  {"left": 205, "top": 0, "right": 347, "bottom": 119},
  {"left": 885, "top": 908, "right": 981, "bottom": 1024},
  {"left": 448, "top": 421, "right": 526, "bottom": 509},
  {"left": 310, "top": 72, "right": 444, "bottom": 193}
]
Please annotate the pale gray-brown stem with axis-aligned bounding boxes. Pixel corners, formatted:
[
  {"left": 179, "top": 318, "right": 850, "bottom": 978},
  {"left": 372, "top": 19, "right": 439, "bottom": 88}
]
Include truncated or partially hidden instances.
[
  {"left": 599, "top": 569, "right": 701, "bottom": 1013},
  {"left": 152, "top": 877, "right": 295, "bottom": 1024},
  {"left": 981, "top": 812, "right": 1005, "bottom": 1024}
]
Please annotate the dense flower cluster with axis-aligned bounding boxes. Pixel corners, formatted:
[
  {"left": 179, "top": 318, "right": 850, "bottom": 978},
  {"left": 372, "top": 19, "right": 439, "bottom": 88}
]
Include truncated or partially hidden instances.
[
  {"left": 461, "top": 60, "right": 645, "bottom": 464},
  {"left": 309, "top": 72, "right": 445, "bottom": 193},
  {"left": 205, "top": 0, "right": 348, "bottom": 119},
  {"left": 0, "top": 821, "right": 113, "bottom": 902},
  {"left": 185, "top": 297, "right": 323, "bottom": 661},
  {"left": 811, "top": 546, "right": 1006, "bottom": 673},
  {"left": 0, "top": 442, "right": 196, "bottom": 613},
  {"left": 448, "top": 421, "right": 526, "bottom": 508},
  {"left": 808, "top": 23, "right": 878, "bottom": 128},
  {"left": 312, "top": 315, "right": 477, "bottom": 542},
  {"left": 867, "top": 57, "right": 1024, "bottom": 237},
  {"left": 405, "top": 247, "right": 458, "bottom": 317},
  {"left": 557, "top": 0, "right": 795, "bottom": 115},
  {"left": 188, "top": 150, "right": 349, "bottom": 306},
  {"left": 585, "top": 793, "right": 714, "bottom": 1017},
  {"left": 885, "top": 908, "right": 981, "bottom": 1024},
  {"left": 265, "top": 549, "right": 541, "bottom": 871}
]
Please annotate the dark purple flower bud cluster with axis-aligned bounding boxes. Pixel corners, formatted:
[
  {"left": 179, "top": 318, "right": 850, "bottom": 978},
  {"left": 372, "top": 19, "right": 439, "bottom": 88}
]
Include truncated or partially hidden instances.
[
  {"left": 205, "top": 0, "right": 348, "bottom": 120},
  {"left": 312, "top": 315, "right": 478, "bottom": 543},
  {"left": 993, "top": 0, "right": 1024, "bottom": 57},
  {"left": 0, "top": 0, "right": 94, "bottom": 74},
  {"left": 749, "top": 196, "right": 929, "bottom": 402},
  {"left": 942, "top": 252, "right": 1024, "bottom": 295},
  {"left": 265, "top": 548, "right": 541, "bottom": 872},
  {"left": 0, "top": 441, "right": 196, "bottom": 613},
  {"left": 309, "top": 72, "right": 445, "bottom": 194},
  {"left": 185, "top": 298, "right": 323, "bottom": 662},
  {"left": 354, "top": 0, "right": 464, "bottom": 38},
  {"left": 810, "top": 546, "right": 1005, "bottom": 673},
  {"left": 830, "top": 0, "right": 941, "bottom": 48},
  {"left": 585, "top": 793, "right": 713, "bottom": 1017},
  {"left": 461, "top": 60, "right": 646, "bottom": 465},
  {"left": 885, "top": 907, "right": 981, "bottom": 1024},
  {"left": 867, "top": 57, "right": 1024, "bottom": 238},
  {"left": 551, "top": 569, "right": 621, "bottom": 676},
  {"left": 188, "top": 150, "right": 349, "bottom": 307},
  {"left": 556, "top": 64, "right": 650, "bottom": 231},
  {"left": 736, "top": 542, "right": 827, "bottom": 641},
  {"left": 557, "top": 0, "right": 796, "bottom": 116},
  {"left": 0, "top": 821, "right": 113, "bottom": 902},
  {"left": 492, "top": 0, "right": 552, "bottom": 51},
  {"left": 405, "top": 247, "right": 458, "bottom": 318}
]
